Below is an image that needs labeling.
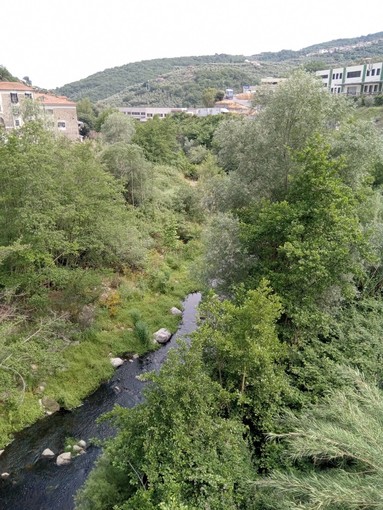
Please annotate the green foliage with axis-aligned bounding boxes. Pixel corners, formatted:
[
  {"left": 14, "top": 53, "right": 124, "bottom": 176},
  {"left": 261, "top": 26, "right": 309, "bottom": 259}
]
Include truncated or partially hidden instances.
[
  {"left": 100, "top": 112, "right": 136, "bottom": 144},
  {"left": 258, "top": 370, "right": 383, "bottom": 510},
  {"left": 76, "top": 345, "right": 255, "bottom": 510},
  {"left": 101, "top": 142, "right": 152, "bottom": 206},
  {"left": 196, "top": 282, "right": 289, "bottom": 466},
  {"left": 133, "top": 116, "right": 179, "bottom": 164},
  {"left": 239, "top": 139, "right": 369, "bottom": 333}
]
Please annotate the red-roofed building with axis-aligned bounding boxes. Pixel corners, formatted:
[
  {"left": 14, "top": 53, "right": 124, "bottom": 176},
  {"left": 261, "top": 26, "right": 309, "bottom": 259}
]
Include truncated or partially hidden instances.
[{"left": 0, "top": 82, "right": 79, "bottom": 140}]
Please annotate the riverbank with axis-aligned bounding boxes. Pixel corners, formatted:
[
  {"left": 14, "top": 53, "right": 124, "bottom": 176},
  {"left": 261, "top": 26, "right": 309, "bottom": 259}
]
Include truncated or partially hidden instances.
[
  {"left": 0, "top": 292, "right": 202, "bottom": 510},
  {"left": 0, "top": 241, "right": 201, "bottom": 449}
]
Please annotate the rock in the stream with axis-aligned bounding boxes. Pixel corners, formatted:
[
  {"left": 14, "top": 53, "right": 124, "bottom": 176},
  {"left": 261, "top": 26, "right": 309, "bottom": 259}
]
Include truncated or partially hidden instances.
[
  {"left": 110, "top": 357, "right": 124, "bottom": 368},
  {"left": 1, "top": 472, "right": 10, "bottom": 479},
  {"left": 170, "top": 307, "right": 182, "bottom": 316},
  {"left": 56, "top": 452, "right": 72, "bottom": 466},
  {"left": 0, "top": 450, "right": 4, "bottom": 457},
  {"left": 41, "top": 448, "right": 55, "bottom": 459},
  {"left": 72, "top": 445, "right": 82, "bottom": 453},
  {"left": 78, "top": 440, "right": 87, "bottom": 449},
  {"left": 153, "top": 328, "right": 172, "bottom": 344}
]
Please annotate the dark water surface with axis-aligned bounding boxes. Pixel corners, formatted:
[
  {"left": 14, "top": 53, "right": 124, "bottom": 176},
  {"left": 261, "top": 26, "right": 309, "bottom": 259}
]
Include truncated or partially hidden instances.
[{"left": 0, "top": 292, "right": 201, "bottom": 510}]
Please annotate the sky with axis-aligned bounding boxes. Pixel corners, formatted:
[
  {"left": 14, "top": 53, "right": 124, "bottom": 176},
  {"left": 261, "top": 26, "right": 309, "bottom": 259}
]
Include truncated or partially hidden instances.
[{"left": 2, "top": 0, "right": 383, "bottom": 89}]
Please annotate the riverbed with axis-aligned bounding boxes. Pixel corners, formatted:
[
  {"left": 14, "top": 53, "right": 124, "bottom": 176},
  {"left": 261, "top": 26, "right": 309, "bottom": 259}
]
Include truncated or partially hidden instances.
[{"left": 0, "top": 292, "right": 201, "bottom": 510}]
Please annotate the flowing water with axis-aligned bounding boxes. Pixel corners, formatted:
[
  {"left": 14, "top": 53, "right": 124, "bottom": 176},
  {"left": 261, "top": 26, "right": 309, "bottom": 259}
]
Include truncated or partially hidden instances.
[{"left": 0, "top": 292, "right": 201, "bottom": 510}]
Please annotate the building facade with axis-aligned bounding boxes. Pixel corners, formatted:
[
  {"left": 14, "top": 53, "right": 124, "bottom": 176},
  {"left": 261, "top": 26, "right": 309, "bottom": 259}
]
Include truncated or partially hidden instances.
[
  {"left": 316, "top": 62, "right": 383, "bottom": 96},
  {"left": 0, "top": 82, "right": 79, "bottom": 139}
]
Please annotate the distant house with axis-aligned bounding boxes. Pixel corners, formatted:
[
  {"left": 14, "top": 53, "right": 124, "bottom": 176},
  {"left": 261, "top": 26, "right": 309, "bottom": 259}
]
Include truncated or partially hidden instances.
[
  {"left": 0, "top": 82, "right": 79, "bottom": 139},
  {"left": 35, "top": 92, "right": 79, "bottom": 140},
  {"left": 316, "top": 62, "right": 383, "bottom": 96}
]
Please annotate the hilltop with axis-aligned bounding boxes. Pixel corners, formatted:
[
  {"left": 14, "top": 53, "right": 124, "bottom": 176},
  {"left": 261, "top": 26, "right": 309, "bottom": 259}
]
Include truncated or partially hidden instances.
[{"left": 55, "top": 30, "right": 383, "bottom": 107}]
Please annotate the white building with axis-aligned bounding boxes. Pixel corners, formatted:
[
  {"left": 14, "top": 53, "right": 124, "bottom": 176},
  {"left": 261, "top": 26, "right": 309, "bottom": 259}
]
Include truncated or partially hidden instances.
[{"left": 316, "top": 62, "right": 383, "bottom": 96}]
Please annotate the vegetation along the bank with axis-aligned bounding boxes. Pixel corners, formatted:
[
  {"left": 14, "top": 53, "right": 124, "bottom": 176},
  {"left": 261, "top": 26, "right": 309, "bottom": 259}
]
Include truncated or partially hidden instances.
[
  {"left": 0, "top": 103, "right": 226, "bottom": 447},
  {"left": 76, "top": 70, "right": 383, "bottom": 510}
]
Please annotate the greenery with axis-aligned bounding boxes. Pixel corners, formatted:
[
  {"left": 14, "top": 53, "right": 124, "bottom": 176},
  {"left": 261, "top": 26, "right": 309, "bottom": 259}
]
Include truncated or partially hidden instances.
[
  {"left": 75, "top": 69, "right": 383, "bottom": 509},
  {"left": 54, "top": 31, "right": 383, "bottom": 109}
]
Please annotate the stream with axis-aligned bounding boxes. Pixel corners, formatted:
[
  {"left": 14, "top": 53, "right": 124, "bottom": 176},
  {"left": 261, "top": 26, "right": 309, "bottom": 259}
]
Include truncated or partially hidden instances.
[{"left": 0, "top": 292, "right": 202, "bottom": 510}]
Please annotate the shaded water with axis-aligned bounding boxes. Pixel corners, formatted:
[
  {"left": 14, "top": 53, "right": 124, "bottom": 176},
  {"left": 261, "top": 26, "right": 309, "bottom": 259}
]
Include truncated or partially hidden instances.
[{"left": 0, "top": 292, "right": 201, "bottom": 510}]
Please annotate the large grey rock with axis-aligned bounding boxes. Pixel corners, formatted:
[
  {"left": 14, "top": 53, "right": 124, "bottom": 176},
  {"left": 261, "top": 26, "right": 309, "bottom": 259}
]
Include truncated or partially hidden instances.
[
  {"left": 41, "top": 396, "right": 60, "bottom": 413},
  {"left": 170, "top": 307, "right": 182, "bottom": 316},
  {"left": 153, "top": 328, "right": 172, "bottom": 344},
  {"left": 56, "top": 452, "right": 71, "bottom": 466},
  {"left": 78, "top": 440, "right": 87, "bottom": 449},
  {"left": 110, "top": 357, "right": 124, "bottom": 368},
  {"left": 41, "top": 448, "right": 55, "bottom": 459}
]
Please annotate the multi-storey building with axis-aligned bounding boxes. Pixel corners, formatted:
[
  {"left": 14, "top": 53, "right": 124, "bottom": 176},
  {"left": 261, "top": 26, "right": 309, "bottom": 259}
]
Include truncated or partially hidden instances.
[
  {"left": 0, "top": 81, "right": 79, "bottom": 140},
  {"left": 316, "top": 62, "right": 383, "bottom": 96}
]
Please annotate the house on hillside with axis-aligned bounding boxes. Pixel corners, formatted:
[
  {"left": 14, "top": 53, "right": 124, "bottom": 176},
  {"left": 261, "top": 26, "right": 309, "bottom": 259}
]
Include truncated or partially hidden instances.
[
  {"left": 0, "top": 82, "right": 79, "bottom": 139},
  {"left": 316, "top": 62, "right": 383, "bottom": 96}
]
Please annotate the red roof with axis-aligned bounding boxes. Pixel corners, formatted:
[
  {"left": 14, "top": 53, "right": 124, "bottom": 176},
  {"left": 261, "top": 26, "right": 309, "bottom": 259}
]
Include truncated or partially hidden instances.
[
  {"left": 0, "top": 81, "right": 34, "bottom": 91},
  {"left": 35, "top": 93, "right": 76, "bottom": 107}
]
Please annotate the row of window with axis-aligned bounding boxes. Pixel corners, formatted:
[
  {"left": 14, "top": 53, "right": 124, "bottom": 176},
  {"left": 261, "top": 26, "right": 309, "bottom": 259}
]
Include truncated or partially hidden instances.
[
  {"left": 124, "top": 111, "right": 168, "bottom": 118},
  {"left": 364, "top": 84, "right": 379, "bottom": 93},
  {"left": 332, "top": 72, "right": 343, "bottom": 80},
  {"left": 10, "top": 92, "right": 32, "bottom": 104},
  {"left": 366, "top": 68, "right": 381, "bottom": 77}
]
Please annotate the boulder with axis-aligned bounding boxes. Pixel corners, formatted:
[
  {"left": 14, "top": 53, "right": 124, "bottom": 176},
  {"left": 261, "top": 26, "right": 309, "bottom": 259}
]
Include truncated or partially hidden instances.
[
  {"left": 41, "top": 448, "right": 55, "bottom": 459},
  {"left": 110, "top": 357, "right": 124, "bottom": 368},
  {"left": 56, "top": 452, "right": 71, "bottom": 466},
  {"left": 41, "top": 396, "right": 60, "bottom": 413},
  {"left": 72, "top": 445, "right": 82, "bottom": 453},
  {"left": 153, "top": 328, "right": 172, "bottom": 344},
  {"left": 1, "top": 472, "right": 10, "bottom": 479},
  {"left": 170, "top": 307, "right": 182, "bottom": 316},
  {"left": 78, "top": 440, "right": 87, "bottom": 449},
  {"left": 0, "top": 450, "right": 4, "bottom": 457}
]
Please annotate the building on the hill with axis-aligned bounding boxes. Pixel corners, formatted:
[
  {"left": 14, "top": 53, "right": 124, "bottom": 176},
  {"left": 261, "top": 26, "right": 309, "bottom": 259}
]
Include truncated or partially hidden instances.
[
  {"left": 0, "top": 82, "right": 79, "bottom": 139},
  {"left": 316, "top": 62, "right": 383, "bottom": 96}
]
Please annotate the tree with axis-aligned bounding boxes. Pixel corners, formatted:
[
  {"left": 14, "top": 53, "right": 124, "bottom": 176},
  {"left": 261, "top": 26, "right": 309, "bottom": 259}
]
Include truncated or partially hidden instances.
[
  {"left": 258, "top": 369, "right": 383, "bottom": 510},
  {"left": 133, "top": 116, "right": 179, "bottom": 164},
  {"left": 101, "top": 142, "right": 152, "bottom": 206},
  {"left": 213, "top": 70, "right": 348, "bottom": 202},
  {"left": 76, "top": 345, "right": 255, "bottom": 510},
  {"left": 202, "top": 87, "right": 218, "bottom": 107},
  {"left": 100, "top": 112, "right": 136, "bottom": 145},
  {"left": 239, "top": 138, "right": 370, "bottom": 334},
  {"left": 196, "top": 282, "right": 289, "bottom": 465}
]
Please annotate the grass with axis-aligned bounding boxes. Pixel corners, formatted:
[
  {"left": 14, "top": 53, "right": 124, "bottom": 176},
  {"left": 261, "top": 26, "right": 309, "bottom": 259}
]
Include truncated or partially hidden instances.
[{"left": 0, "top": 240, "right": 201, "bottom": 448}]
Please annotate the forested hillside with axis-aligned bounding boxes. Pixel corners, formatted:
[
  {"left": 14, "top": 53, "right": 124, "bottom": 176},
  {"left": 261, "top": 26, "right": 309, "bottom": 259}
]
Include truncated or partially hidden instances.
[
  {"left": 56, "top": 31, "right": 383, "bottom": 107},
  {"left": 74, "top": 70, "right": 383, "bottom": 510}
]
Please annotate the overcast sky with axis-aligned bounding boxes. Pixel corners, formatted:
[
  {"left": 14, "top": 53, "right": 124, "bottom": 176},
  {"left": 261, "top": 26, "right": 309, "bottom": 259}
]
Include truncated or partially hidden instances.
[{"left": 2, "top": 0, "right": 382, "bottom": 89}]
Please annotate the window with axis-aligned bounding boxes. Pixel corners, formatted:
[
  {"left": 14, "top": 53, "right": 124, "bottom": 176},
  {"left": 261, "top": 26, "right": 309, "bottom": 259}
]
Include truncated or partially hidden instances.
[
  {"left": 14, "top": 119, "right": 20, "bottom": 127},
  {"left": 320, "top": 74, "right": 328, "bottom": 79},
  {"left": 347, "top": 70, "right": 361, "bottom": 78},
  {"left": 24, "top": 92, "right": 32, "bottom": 99},
  {"left": 10, "top": 93, "right": 18, "bottom": 104},
  {"left": 330, "top": 87, "right": 334, "bottom": 93},
  {"left": 372, "top": 69, "right": 376, "bottom": 76},
  {"left": 57, "top": 121, "right": 66, "bottom": 129},
  {"left": 374, "top": 84, "right": 378, "bottom": 92},
  {"left": 332, "top": 73, "right": 335, "bottom": 79},
  {"left": 366, "top": 70, "right": 370, "bottom": 77},
  {"left": 364, "top": 85, "right": 369, "bottom": 92},
  {"left": 377, "top": 68, "right": 381, "bottom": 75},
  {"left": 147, "top": 113, "right": 153, "bottom": 117},
  {"left": 340, "top": 73, "right": 343, "bottom": 79}
]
